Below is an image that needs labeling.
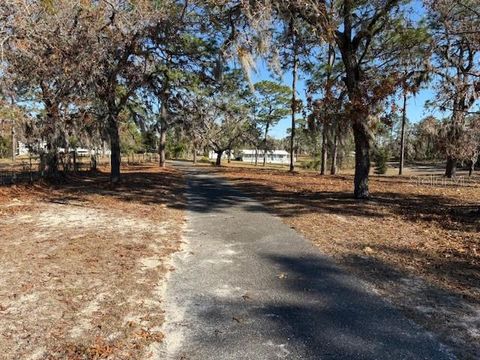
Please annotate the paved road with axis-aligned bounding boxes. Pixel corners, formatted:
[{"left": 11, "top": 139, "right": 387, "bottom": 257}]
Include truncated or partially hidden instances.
[{"left": 160, "top": 163, "right": 454, "bottom": 359}]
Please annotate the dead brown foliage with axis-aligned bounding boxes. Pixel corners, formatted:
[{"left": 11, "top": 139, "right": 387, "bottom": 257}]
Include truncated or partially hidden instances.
[{"left": 0, "top": 165, "right": 186, "bottom": 360}]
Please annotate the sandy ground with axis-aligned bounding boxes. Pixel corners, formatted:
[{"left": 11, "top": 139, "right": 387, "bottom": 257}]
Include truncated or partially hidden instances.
[
  {"left": 213, "top": 164, "right": 480, "bottom": 359},
  {"left": 0, "top": 165, "right": 185, "bottom": 359}
]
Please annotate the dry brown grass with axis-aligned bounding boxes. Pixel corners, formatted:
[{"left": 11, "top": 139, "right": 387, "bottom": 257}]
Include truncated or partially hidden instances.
[
  {"left": 0, "top": 165, "right": 186, "bottom": 360},
  {"left": 212, "top": 165, "right": 480, "bottom": 359}
]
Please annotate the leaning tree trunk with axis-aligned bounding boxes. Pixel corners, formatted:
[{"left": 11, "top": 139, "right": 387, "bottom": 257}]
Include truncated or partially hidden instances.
[
  {"left": 215, "top": 151, "right": 223, "bottom": 166},
  {"left": 445, "top": 156, "right": 457, "bottom": 178},
  {"left": 108, "top": 115, "right": 121, "bottom": 184},
  {"left": 352, "top": 121, "right": 370, "bottom": 199}
]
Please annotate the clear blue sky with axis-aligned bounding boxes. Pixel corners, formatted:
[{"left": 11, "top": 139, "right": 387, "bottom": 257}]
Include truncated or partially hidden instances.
[
  {"left": 250, "top": 63, "right": 437, "bottom": 139},
  {"left": 249, "top": 0, "right": 439, "bottom": 139}
]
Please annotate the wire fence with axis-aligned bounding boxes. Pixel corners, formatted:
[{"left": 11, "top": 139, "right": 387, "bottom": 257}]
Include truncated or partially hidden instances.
[{"left": 0, "top": 153, "right": 161, "bottom": 185}]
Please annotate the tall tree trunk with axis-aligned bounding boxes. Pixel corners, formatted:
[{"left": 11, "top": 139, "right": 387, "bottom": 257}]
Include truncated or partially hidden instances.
[
  {"left": 399, "top": 91, "right": 407, "bottom": 175},
  {"left": 158, "top": 91, "right": 169, "bottom": 168},
  {"left": 468, "top": 159, "right": 474, "bottom": 177},
  {"left": 445, "top": 98, "right": 463, "bottom": 178},
  {"left": 324, "top": 38, "right": 335, "bottom": 176},
  {"left": 255, "top": 148, "right": 258, "bottom": 166},
  {"left": 159, "top": 124, "right": 167, "bottom": 167},
  {"left": 445, "top": 157, "right": 457, "bottom": 178},
  {"left": 289, "top": 17, "right": 298, "bottom": 173},
  {"left": 44, "top": 143, "right": 59, "bottom": 179},
  {"left": 43, "top": 97, "right": 61, "bottom": 177},
  {"left": 91, "top": 154, "right": 97, "bottom": 171},
  {"left": 263, "top": 123, "right": 269, "bottom": 166},
  {"left": 331, "top": 132, "right": 338, "bottom": 175},
  {"left": 216, "top": 151, "right": 223, "bottom": 166},
  {"left": 11, "top": 121, "right": 16, "bottom": 163},
  {"left": 64, "top": 144, "right": 70, "bottom": 172},
  {"left": 353, "top": 121, "right": 370, "bottom": 199},
  {"left": 320, "top": 125, "right": 328, "bottom": 175},
  {"left": 73, "top": 150, "right": 77, "bottom": 173},
  {"left": 108, "top": 115, "right": 121, "bottom": 184},
  {"left": 337, "top": 0, "right": 374, "bottom": 199},
  {"left": 193, "top": 145, "right": 197, "bottom": 164}
]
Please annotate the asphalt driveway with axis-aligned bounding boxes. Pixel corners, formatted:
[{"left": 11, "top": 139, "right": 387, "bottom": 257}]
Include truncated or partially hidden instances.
[{"left": 159, "top": 163, "right": 453, "bottom": 359}]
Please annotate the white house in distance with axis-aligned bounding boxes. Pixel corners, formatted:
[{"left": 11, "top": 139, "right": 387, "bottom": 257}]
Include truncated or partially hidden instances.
[
  {"left": 16, "top": 141, "right": 109, "bottom": 157},
  {"left": 238, "top": 149, "right": 294, "bottom": 165},
  {"left": 16, "top": 141, "right": 30, "bottom": 156},
  {"left": 208, "top": 150, "right": 232, "bottom": 160}
]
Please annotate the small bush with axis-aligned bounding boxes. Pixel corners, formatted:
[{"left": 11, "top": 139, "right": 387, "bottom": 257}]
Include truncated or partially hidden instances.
[
  {"left": 171, "top": 143, "right": 186, "bottom": 159},
  {"left": 302, "top": 159, "right": 320, "bottom": 170},
  {"left": 373, "top": 148, "right": 390, "bottom": 175},
  {"left": 0, "top": 135, "right": 12, "bottom": 158}
]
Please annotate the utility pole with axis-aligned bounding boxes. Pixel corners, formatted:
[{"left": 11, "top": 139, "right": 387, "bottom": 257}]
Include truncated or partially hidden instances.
[
  {"left": 399, "top": 91, "right": 407, "bottom": 175},
  {"left": 289, "top": 16, "right": 298, "bottom": 173}
]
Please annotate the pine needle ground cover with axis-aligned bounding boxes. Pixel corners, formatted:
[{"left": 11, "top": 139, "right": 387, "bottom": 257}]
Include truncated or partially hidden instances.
[{"left": 0, "top": 165, "right": 186, "bottom": 359}]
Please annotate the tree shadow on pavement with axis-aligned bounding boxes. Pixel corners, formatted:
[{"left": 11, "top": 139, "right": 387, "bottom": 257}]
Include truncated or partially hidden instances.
[
  {"left": 187, "top": 253, "right": 457, "bottom": 359},
  {"left": 270, "top": 253, "right": 476, "bottom": 358}
]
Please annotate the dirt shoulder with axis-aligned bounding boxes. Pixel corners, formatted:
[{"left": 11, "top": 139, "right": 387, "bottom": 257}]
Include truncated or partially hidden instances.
[
  {"left": 0, "top": 165, "right": 186, "bottom": 359},
  {"left": 212, "top": 165, "right": 480, "bottom": 359}
]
